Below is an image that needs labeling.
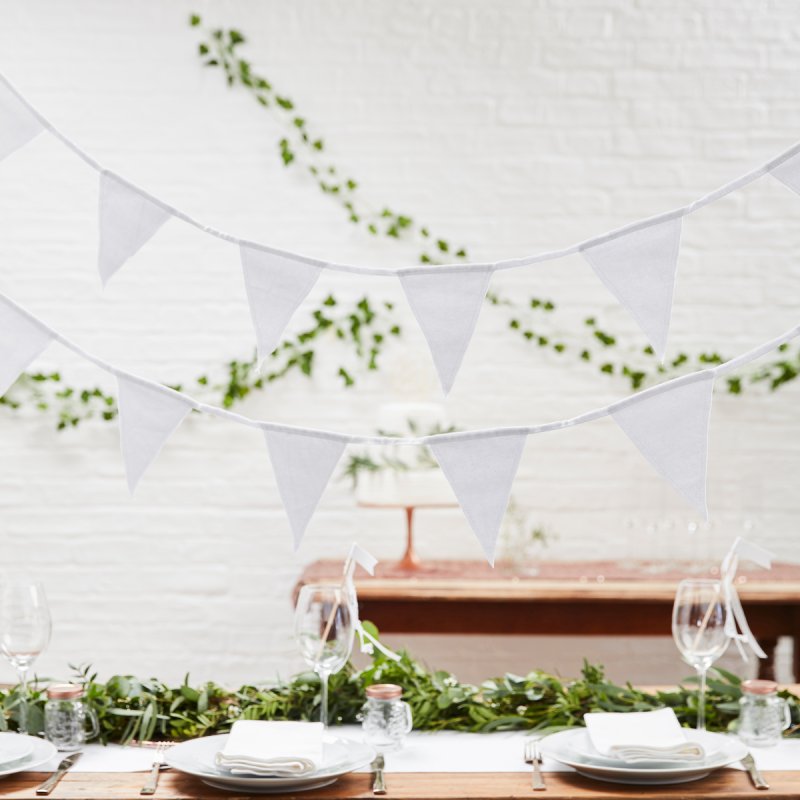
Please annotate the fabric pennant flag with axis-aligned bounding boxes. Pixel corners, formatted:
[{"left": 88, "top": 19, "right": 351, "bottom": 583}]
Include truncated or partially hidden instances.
[
  {"left": 0, "top": 80, "right": 43, "bottom": 163},
  {"left": 117, "top": 376, "right": 193, "bottom": 493},
  {"left": 581, "top": 217, "right": 682, "bottom": 360},
  {"left": 430, "top": 432, "right": 527, "bottom": 565},
  {"left": 399, "top": 266, "right": 492, "bottom": 394},
  {"left": 610, "top": 372, "right": 714, "bottom": 517},
  {"left": 98, "top": 172, "right": 172, "bottom": 286},
  {"left": 0, "top": 303, "right": 53, "bottom": 396},
  {"left": 240, "top": 244, "right": 322, "bottom": 365},
  {"left": 769, "top": 151, "right": 800, "bottom": 195},
  {"left": 264, "top": 429, "right": 345, "bottom": 549}
]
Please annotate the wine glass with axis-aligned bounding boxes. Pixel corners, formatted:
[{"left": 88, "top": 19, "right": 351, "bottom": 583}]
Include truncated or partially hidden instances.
[
  {"left": 672, "top": 579, "right": 729, "bottom": 730},
  {"left": 294, "top": 584, "right": 354, "bottom": 727},
  {"left": 0, "top": 577, "right": 52, "bottom": 733}
]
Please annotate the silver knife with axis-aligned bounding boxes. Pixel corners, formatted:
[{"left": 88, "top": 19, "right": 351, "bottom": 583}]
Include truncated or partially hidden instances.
[
  {"left": 371, "top": 753, "right": 386, "bottom": 795},
  {"left": 36, "top": 751, "right": 82, "bottom": 795},
  {"left": 741, "top": 752, "right": 769, "bottom": 790}
]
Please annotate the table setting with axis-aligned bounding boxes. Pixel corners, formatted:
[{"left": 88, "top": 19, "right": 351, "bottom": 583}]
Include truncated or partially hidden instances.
[{"left": 0, "top": 543, "right": 794, "bottom": 799}]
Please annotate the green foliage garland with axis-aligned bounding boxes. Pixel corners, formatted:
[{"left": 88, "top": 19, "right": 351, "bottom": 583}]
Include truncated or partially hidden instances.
[{"left": 3, "top": 641, "right": 799, "bottom": 744}]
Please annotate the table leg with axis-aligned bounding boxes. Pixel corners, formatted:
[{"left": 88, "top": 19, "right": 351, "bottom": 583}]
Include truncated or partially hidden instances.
[{"left": 757, "top": 638, "right": 779, "bottom": 681}]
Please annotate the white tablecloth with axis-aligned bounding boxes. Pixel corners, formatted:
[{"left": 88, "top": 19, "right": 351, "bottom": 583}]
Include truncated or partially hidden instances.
[{"left": 40, "top": 726, "right": 800, "bottom": 773}]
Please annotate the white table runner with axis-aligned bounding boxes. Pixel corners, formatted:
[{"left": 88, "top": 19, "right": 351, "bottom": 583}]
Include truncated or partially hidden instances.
[{"left": 37, "top": 726, "right": 800, "bottom": 773}]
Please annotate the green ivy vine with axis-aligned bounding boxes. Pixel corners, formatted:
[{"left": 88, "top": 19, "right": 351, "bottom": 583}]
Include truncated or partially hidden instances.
[
  {"left": 4, "top": 643, "right": 798, "bottom": 741},
  {"left": 1, "top": 13, "right": 798, "bottom": 430}
]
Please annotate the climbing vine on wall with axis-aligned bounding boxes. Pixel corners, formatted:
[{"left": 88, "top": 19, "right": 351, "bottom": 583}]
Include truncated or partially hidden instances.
[{"left": 1, "top": 13, "right": 798, "bottom": 429}]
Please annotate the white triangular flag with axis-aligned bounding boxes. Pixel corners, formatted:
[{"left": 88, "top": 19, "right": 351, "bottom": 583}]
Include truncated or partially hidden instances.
[
  {"left": 430, "top": 432, "right": 527, "bottom": 565},
  {"left": 399, "top": 266, "right": 492, "bottom": 394},
  {"left": 98, "top": 172, "right": 172, "bottom": 286},
  {"left": 240, "top": 245, "right": 322, "bottom": 364},
  {"left": 345, "top": 542, "right": 378, "bottom": 577},
  {"left": 264, "top": 429, "right": 345, "bottom": 549},
  {"left": 610, "top": 373, "right": 714, "bottom": 517},
  {"left": 769, "top": 151, "right": 800, "bottom": 195},
  {"left": 581, "top": 217, "right": 682, "bottom": 359},
  {"left": 117, "top": 376, "right": 193, "bottom": 493},
  {"left": 0, "top": 80, "right": 43, "bottom": 163},
  {"left": 0, "top": 302, "right": 53, "bottom": 396}
]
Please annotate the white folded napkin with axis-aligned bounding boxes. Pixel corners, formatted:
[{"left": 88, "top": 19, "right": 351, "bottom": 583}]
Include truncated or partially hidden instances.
[
  {"left": 584, "top": 708, "right": 706, "bottom": 763},
  {"left": 215, "top": 720, "right": 324, "bottom": 777}
]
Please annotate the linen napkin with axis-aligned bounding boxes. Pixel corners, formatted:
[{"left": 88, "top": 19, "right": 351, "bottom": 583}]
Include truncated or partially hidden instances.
[
  {"left": 584, "top": 708, "right": 706, "bottom": 763},
  {"left": 215, "top": 720, "right": 323, "bottom": 776}
]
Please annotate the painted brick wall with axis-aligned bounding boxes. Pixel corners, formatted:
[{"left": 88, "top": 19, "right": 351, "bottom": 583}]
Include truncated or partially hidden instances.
[{"left": 0, "top": 0, "right": 797, "bottom": 685}]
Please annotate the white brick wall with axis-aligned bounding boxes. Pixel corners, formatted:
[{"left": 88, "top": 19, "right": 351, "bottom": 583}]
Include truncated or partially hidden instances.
[{"left": 0, "top": 0, "right": 798, "bottom": 686}]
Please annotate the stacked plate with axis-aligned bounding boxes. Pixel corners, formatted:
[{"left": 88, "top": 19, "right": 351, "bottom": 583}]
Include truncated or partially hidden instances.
[
  {"left": 0, "top": 733, "right": 57, "bottom": 777},
  {"left": 166, "top": 734, "right": 375, "bottom": 794},
  {"left": 540, "top": 728, "right": 747, "bottom": 785}
]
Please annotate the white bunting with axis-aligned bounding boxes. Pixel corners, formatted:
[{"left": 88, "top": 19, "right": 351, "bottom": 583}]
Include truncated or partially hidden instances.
[
  {"left": 0, "top": 81, "right": 43, "bottom": 163},
  {"left": 0, "top": 303, "right": 53, "bottom": 396},
  {"left": 264, "top": 429, "right": 345, "bottom": 549},
  {"left": 240, "top": 245, "right": 322, "bottom": 365},
  {"left": 117, "top": 376, "right": 193, "bottom": 493},
  {"left": 610, "top": 372, "right": 714, "bottom": 517},
  {"left": 581, "top": 217, "right": 682, "bottom": 360},
  {"left": 98, "top": 172, "right": 172, "bottom": 286},
  {"left": 430, "top": 432, "right": 527, "bottom": 565},
  {"left": 399, "top": 266, "right": 492, "bottom": 394},
  {"left": 769, "top": 151, "right": 800, "bottom": 196}
]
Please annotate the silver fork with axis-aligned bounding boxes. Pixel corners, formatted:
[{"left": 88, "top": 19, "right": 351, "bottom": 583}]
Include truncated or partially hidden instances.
[
  {"left": 741, "top": 752, "right": 769, "bottom": 790},
  {"left": 140, "top": 743, "right": 170, "bottom": 796},
  {"left": 524, "top": 740, "right": 546, "bottom": 791}
]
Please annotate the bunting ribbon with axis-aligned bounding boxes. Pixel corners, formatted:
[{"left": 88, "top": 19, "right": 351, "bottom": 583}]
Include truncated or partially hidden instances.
[
  {"left": 342, "top": 543, "right": 400, "bottom": 661},
  {"left": 719, "top": 537, "right": 774, "bottom": 660},
  {"left": 5, "top": 75, "right": 800, "bottom": 391},
  {"left": 0, "top": 292, "right": 797, "bottom": 561}
]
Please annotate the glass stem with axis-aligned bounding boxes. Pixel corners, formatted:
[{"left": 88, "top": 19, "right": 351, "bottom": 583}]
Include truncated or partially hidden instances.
[
  {"left": 697, "top": 666, "right": 708, "bottom": 731},
  {"left": 17, "top": 666, "right": 29, "bottom": 734},
  {"left": 319, "top": 669, "right": 329, "bottom": 728}
]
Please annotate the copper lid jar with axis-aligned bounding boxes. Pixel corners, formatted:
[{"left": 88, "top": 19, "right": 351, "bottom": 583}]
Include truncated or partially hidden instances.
[
  {"left": 362, "top": 684, "right": 412, "bottom": 750},
  {"left": 44, "top": 683, "right": 99, "bottom": 751}
]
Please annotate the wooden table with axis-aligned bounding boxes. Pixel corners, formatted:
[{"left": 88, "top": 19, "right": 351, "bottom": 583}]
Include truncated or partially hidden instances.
[
  {"left": 1, "top": 769, "right": 799, "bottom": 799},
  {"left": 297, "top": 560, "right": 800, "bottom": 681}
]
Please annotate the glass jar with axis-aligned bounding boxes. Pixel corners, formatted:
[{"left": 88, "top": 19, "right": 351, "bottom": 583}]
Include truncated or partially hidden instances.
[
  {"left": 361, "top": 684, "right": 412, "bottom": 751},
  {"left": 44, "top": 683, "right": 99, "bottom": 751},
  {"left": 736, "top": 679, "right": 792, "bottom": 747}
]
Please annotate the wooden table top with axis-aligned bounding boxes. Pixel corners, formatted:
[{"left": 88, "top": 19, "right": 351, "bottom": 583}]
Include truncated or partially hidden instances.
[
  {"left": 299, "top": 560, "right": 800, "bottom": 602},
  {"left": 1, "top": 769, "right": 798, "bottom": 799}
]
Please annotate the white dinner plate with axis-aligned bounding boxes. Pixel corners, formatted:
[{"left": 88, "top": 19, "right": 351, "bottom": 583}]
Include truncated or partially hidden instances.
[
  {"left": 166, "top": 733, "right": 375, "bottom": 794},
  {"left": 540, "top": 728, "right": 747, "bottom": 785},
  {"left": 568, "top": 728, "right": 724, "bottom": 768},
  {"left": 0, "top": 733, "right": 34, "bottom": 769},
  {"left": 0, "top": 735, "right": 57, "bottom": 778}
]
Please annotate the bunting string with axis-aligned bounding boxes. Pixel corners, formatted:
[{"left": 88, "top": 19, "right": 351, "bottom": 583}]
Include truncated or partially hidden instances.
[
  {"left": 1, "top": 291, "right": 798, "bottom": 562},
  {"left": 2, "top": 71, "right": 799, "bottom": 277},
  {"left": 5, "top": 74, "right": 800, "bottom": 390}
]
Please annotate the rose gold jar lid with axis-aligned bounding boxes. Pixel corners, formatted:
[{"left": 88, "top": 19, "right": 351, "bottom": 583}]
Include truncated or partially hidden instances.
[
  {"left": 742, "top": 679, "right": 778, "bottom": 695},
  {"left": 366, "top": 683, "right": 403, "bottom": 700},
  {"left": 46, "top": 683, "right": 83, "bottom": 700}
]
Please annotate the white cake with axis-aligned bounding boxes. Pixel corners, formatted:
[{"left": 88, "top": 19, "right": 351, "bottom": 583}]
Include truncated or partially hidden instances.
[{"left": 355, "top": 403, "right": 457, "bottom": 507}]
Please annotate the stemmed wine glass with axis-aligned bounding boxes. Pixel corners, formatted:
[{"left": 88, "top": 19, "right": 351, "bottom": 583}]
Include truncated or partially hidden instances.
[
  {"left": 0, "top": 577, "right": 52, "bottom": 733},
  {"left": 295, "top": 584, "right": 354, "bottom": 727},
  {"left": 672, "top": 579, "right": 729, "bottom": 730}
]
